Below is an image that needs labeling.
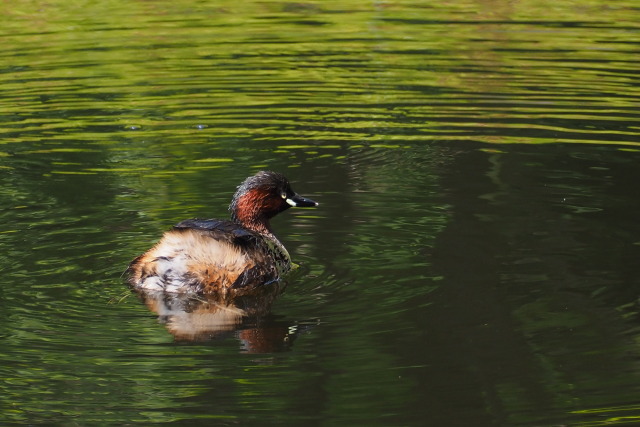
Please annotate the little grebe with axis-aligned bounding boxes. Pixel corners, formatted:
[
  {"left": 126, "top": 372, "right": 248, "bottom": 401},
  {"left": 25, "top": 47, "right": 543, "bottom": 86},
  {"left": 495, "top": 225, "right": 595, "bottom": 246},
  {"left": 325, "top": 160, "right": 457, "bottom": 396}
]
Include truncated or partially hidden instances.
[{"left": 127, "top": 171, "right": 318, "bottom": 294}]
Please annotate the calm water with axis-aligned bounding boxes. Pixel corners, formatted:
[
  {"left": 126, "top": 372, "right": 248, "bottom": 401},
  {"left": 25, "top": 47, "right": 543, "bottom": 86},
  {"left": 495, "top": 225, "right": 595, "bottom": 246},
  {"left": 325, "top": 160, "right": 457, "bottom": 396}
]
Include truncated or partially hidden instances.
[{"left": 1, "top": 0, "right": 640, "bottom": 425}]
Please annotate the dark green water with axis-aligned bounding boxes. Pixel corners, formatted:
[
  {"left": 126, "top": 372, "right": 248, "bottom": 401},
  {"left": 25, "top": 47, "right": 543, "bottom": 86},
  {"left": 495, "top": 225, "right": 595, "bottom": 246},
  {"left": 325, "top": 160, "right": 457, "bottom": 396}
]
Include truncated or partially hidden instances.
[{"left": 1, "top": 0, "right": 640, "bottom": 425}]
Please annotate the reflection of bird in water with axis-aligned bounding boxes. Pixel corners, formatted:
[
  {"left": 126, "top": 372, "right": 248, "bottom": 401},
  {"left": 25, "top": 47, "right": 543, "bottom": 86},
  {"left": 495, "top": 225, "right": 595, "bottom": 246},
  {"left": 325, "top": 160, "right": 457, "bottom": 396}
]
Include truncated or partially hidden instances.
[
  {"left": 127, "top": 171, "right": 318, "bottom": 294},
  {"left": 135, "top": 284, "right": 318, "bottom": 352}
]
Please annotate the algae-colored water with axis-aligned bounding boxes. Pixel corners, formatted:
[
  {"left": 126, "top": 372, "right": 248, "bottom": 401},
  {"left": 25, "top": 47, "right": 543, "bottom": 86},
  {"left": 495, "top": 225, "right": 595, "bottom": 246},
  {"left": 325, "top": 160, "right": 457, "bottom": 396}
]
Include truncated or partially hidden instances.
[{"left": 1, "top": 1, "right": 639, "bottom": 425}]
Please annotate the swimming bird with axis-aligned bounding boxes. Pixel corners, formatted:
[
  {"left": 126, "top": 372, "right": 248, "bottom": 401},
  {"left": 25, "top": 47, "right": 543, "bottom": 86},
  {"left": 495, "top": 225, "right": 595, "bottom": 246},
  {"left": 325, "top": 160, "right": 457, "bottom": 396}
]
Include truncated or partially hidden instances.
[{"left": 127, "top": 171, "right": 318, "bottom": 294}]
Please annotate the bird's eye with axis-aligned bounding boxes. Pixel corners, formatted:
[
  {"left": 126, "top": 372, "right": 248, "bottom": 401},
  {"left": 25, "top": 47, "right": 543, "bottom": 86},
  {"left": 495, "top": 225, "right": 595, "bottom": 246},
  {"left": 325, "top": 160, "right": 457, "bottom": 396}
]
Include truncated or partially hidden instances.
[{"left": 281, "top": 193, "right": 287, "bottom": 199}]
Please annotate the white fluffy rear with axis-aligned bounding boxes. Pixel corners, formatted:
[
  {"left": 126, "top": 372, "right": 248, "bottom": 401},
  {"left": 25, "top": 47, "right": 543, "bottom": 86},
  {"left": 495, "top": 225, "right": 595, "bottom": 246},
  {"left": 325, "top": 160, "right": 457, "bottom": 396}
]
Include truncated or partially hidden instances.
[{"left": 133, "top": 229, "right": 252, "bottom": 293}]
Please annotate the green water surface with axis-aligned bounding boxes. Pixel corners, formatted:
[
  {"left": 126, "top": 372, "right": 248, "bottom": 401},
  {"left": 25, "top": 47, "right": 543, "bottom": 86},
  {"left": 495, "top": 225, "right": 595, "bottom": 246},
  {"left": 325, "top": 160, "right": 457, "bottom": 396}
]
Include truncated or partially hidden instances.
[{"left": 1, "top": 0, "right": 639, "bottom": 425}]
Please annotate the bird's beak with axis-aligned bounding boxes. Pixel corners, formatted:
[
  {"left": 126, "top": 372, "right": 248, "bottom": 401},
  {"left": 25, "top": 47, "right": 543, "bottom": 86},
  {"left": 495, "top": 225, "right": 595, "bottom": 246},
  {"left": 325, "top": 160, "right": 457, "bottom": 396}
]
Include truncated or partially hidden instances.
[{"left": 286, "top": 194, "right": 319, "bottom": 207}]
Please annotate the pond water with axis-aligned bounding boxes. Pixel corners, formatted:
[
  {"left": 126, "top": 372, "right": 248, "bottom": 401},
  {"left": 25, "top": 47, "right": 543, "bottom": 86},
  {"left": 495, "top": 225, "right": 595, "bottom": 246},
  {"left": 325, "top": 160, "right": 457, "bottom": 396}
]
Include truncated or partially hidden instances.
[{"left": 1, "top": 0, "right": 640, "bottom": 425}]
